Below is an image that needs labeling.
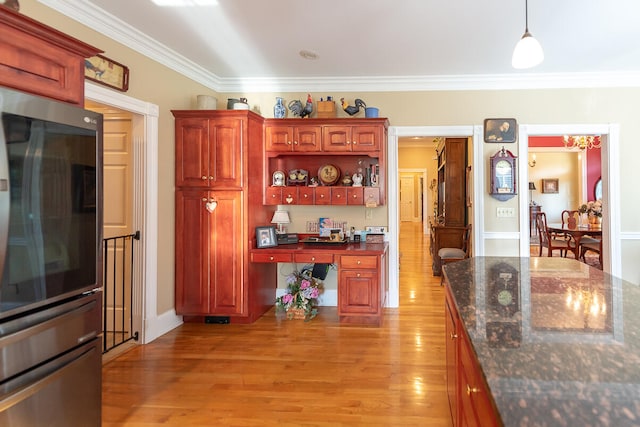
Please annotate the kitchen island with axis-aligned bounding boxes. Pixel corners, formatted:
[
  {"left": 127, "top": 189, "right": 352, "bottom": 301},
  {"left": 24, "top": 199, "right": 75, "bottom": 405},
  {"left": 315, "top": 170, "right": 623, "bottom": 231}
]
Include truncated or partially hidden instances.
[{"left": 443, "top": 256, "right": 640, "bottom": 427}]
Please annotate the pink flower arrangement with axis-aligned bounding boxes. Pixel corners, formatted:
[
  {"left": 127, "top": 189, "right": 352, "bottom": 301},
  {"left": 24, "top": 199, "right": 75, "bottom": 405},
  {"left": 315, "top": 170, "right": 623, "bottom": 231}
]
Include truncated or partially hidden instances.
[{"left": 275, "top": 270, "right": 323, "bottom": 320}]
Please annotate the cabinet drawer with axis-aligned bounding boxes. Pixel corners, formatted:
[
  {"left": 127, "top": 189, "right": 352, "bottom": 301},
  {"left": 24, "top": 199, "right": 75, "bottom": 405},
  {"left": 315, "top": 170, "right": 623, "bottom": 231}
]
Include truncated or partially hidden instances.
[
  {"left": 251, "top": 252, "right": 292, "bottom": 263},
  {"left": 339, "top": 255, "right": 378, "bottom": 269},
  {"left": 294, "top": 253, "right": 333, "bottom": 264},
  {"left": 331, "top": 187, "right": 347, "bottom": 205},
  {"left": 315, "top": 187, "right": 331, "bottom": 205},
  {"left": 298, "top": 187, "right": 314, "bottom": 205},
  {"left": 265, "top": 187, "right": 282, "bottom": 205}
]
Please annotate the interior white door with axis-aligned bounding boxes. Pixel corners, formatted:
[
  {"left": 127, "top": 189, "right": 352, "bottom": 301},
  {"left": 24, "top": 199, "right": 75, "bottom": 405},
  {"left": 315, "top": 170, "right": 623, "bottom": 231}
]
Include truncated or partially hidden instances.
[{"left": 400, "top": 175, "right": 415, "bottom": 221}]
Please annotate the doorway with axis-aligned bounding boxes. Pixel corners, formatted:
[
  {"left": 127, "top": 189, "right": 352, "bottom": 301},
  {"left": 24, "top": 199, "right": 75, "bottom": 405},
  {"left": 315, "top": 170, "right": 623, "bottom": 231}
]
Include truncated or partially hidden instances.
[{"left": 85, "top": 82, "right": 160, "bottom": 344}]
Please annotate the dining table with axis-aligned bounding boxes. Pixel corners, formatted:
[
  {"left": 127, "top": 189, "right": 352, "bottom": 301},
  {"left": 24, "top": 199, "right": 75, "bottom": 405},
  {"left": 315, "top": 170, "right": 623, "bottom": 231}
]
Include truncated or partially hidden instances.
[{"left": 546, "top": 222, "right": 602, "bottom": 259}]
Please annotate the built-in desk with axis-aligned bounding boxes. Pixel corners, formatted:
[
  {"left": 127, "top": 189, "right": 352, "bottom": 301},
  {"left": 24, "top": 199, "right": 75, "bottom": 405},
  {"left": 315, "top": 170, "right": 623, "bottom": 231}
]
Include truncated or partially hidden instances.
[{"left": 250, "top": 242, "right": 388, "bottom": 326}]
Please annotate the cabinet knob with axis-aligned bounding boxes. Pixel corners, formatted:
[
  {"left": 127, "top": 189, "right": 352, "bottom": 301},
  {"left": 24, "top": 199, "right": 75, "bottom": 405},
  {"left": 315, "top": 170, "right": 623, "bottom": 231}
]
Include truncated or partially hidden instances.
[
  {"left": 450, "top": 333, "right": 458, "bottom": 340},
  {"left": 357, "top": 273, "right": 361, "bottom": 277},
  {"left": 294, "top": 141, "right": 298, "bottom": 145},
  {"left": 201, "top": 176, "right": 207, "bottom": 180},
  {"left": 352, "top": 194, "right": 357, "bottom": 199},
  {"left": 466, "top": 385, "right": 479, "bottom": 396},
  {"left": 352, "top": 141, "right": 357, "bottom": 145},
  {"left": 357, "top": 260, "right": 361, "bottom": 265},
  {"left": 202, "top": 198, "right": 208, "bottom": 202},
  {"left": 287, "top": 141, "right": 292, "bottom": 145},
  {"left": 209, "top": 176, "right": 214, "bottom": 180},
  {"left": 311, "top": 256, "right": 315, "bottom": 261},
  {"left": 304, "top": 194, "right": 309, "bottom": 198},
  {"left": 320, "top": 194, "right": 325, "bottom": 198},
  {"left": 336, "top": 194, "right": 341, "bottom": 198},
  {"left": 269, "top": 256, "right": 274, "bottom": 261}
]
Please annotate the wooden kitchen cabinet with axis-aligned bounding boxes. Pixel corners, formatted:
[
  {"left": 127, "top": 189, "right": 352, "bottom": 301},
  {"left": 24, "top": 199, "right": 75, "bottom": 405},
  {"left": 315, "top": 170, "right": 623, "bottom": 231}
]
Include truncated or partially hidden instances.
[
  {"left": 265, "top": 124, "right": 321, "bottom": 152},
  {"left": 0, "top": 7, "right": 101, "bottom": 106},
  {"left": 338, "top": 254, "right": 387, "bottom": 326},
  {"left": 264, "top": 118, "right": 388, "bottom": 206},
  {"left": 445, "top": 285, "right": 501, "bottom": 427},
  {"left": 175, "top": 189, "right": 243, "bottom": 315},
  {"left": 173, "top": 110, "right": 273, "bottom": 323},
  {"left": 175, "top": 116, "right": 243, "bottom": 188}
]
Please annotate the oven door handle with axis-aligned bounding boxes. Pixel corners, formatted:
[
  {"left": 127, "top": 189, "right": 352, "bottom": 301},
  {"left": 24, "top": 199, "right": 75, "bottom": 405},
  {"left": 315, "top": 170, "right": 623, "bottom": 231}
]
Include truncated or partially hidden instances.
[{"left": 0, "top": 93, "right": 10, "bottom": 283}]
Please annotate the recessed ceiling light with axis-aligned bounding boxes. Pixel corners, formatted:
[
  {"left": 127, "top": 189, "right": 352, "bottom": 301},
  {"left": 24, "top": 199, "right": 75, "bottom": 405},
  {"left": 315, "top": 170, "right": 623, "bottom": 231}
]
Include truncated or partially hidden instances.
[{"left": 299, "top": 50, "right": 319, "bottom": 60}]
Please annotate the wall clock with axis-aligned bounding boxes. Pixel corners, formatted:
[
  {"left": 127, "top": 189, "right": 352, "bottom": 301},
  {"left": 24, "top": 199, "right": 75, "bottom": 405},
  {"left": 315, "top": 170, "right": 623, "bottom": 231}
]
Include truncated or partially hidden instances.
[
  {"left": 318, "top": 164, "right": 340, "bottom": 186},
  {"left": 489, "top": 146, "right": 517, "bottom": 201}
]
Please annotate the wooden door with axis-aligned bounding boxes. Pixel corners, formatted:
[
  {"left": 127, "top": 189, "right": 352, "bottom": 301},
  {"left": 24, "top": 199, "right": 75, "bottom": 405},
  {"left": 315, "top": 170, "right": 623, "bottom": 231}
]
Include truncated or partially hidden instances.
[
  {"left": 90, "top": 105, "right": 134, "bottom": 336},
  {"left": 175, "top": 189, "right": 211, "bottom": 314},
  {"left": 208, "top": 117, "right": 243, "bottom": 188},
  {"left": 175, "top": 117, "right": 209, "bottom": 187},
  {"left": 400, "top": 175, "right": 415, "bottom": 221},
  {"left": 208, "top": 190, "right": 244, "bottom": 315}
]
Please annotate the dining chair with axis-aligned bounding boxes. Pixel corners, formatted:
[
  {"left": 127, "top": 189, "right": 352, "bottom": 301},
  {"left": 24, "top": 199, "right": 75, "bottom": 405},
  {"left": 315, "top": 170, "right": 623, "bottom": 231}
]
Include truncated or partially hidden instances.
[
  {"left": 438, "top": 224, "right": 472, "bottom": 285},
  {"left": 580, "top": 238, "right": 602, "bottom": 267},
  {"left": 561, "top": 210, "right": 580, "bottom": 229},
  {"left": 536, "top": 212, "right": 575, "bottom": 257}
]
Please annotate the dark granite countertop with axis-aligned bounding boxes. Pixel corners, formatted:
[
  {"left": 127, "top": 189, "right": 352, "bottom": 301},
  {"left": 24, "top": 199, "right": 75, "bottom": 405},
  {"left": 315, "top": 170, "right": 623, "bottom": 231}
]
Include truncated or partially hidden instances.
[{"left": 444, "top": 257, "right": 640, "bottom": 427}]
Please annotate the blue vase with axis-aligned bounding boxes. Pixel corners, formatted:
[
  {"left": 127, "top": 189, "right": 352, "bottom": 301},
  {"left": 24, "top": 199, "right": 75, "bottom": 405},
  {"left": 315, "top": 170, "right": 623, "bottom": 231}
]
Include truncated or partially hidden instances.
[{"left": 274, "top": 97, "right": 286, "bottom": 118}]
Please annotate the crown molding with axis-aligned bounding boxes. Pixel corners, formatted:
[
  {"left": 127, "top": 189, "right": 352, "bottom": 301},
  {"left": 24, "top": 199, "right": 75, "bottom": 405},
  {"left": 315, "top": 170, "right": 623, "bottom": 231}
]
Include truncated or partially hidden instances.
[{"left": 40, "top": 0, "right": 640, "bottom": 94}]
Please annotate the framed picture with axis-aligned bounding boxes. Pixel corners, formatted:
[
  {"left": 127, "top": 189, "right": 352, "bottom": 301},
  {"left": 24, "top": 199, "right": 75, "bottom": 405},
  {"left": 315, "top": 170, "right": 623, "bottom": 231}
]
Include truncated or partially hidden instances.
[
  {"left": 256, "top": 226, "right": 278, "bottom": 248},
  {"left": 542, "top": 178, "right": 559, "bottom": 194},
  {"left": 84, "top": 54, "right": 130, "bottom": 92},
  {"left": 484, "top": 118, "right": 517, "bottom": 143}
]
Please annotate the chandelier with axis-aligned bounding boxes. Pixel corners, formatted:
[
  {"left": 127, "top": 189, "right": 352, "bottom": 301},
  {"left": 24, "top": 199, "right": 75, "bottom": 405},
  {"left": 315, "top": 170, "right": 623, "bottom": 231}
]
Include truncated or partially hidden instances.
[{"left": 563, "top": 135, "right": 602, "bottom": 150}]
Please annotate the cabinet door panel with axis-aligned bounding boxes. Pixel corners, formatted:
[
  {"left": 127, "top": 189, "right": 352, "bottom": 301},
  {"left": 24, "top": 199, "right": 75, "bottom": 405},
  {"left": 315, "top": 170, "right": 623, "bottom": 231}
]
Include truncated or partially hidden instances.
[
  {"left": 175, "top": 118, "right": 209, "bottom": 187},
  {"left": 175, "top": 190, "right": 210, "bottom": 314},
  {"left": 209, "top": 118, "right": 242, "bottom": 187},
  {"left": 322, "top": 126, "right": 352, "bottom": 152},
  {"left": 265, "top": 125, "right": 293, "bottom": 152},
  {"left": 338, "top": 270, "right": 379, "bottom": 314},
  {"left": 209, "top": 191, "right": 244, "bottom": 314},
  {"left": 352, "top": 125, "right": 381, "bottom": 151},
  {"left": 294, "top": 126, "right": 321, "bottom": 152}
]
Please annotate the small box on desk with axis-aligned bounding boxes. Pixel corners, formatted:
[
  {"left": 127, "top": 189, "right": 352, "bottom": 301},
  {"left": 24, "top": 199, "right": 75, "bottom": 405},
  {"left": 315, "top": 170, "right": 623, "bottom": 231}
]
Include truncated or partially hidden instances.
[{"left": 316, "top": 101, "right": 336, "bottom": 118}]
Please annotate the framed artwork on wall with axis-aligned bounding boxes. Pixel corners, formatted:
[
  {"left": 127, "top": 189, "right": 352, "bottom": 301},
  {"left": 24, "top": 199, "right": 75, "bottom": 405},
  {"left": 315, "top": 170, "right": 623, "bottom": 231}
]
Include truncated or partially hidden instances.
[
  {"left": 542, "top": 179, "right": 559, "bottom": 194},
  {"left": 84, "top": 54, "right": 130, "bottom": 92},
  {"left": 484, "top": 118, "right": 517, "bottom": 143}
]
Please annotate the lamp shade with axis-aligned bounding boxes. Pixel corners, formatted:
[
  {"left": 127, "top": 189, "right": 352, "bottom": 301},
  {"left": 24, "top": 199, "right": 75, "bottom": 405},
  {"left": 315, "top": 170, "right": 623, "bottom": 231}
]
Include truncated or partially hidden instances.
[
  {"left": 271, "top": 210, "right": 290, "bottom": 225},
  {"left": 529, "top": 182, "right": 536, "bottom": 190},
  {"left": 512, "top": 32, "right": 544, "bottom": 69}
]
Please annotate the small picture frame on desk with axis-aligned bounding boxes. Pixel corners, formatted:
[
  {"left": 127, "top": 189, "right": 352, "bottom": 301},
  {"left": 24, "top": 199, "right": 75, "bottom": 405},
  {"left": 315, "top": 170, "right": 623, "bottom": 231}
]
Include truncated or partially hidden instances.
[{"left": 256, "top": 226, "right": 277, "bottom": 248}]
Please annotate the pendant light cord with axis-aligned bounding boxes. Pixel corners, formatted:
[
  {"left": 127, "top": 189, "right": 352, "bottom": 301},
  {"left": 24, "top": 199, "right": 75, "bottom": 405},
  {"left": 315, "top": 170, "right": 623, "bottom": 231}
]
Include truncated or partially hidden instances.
[{"left": 524, "top": 0, "right": 530, "bottom": 32}]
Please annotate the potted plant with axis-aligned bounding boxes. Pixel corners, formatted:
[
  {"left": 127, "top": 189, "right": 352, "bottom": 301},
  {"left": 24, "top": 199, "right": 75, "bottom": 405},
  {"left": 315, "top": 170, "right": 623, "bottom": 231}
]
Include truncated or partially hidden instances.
[{"left": 275, "top": 270, "right": 323, "bottom": 321}]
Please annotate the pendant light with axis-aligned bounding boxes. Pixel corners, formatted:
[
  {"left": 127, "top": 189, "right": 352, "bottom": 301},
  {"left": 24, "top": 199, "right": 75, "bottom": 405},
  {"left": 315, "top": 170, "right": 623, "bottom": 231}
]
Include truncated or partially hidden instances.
[{"left": 512, "top": 0, "right": 544, "bottom": 69}]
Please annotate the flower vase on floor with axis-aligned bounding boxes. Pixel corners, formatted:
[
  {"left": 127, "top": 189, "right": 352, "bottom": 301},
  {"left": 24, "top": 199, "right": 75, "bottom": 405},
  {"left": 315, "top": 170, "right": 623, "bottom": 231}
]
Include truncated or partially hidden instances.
[{"left": 274, "top": 97, "right": 286, "bottom": 118}]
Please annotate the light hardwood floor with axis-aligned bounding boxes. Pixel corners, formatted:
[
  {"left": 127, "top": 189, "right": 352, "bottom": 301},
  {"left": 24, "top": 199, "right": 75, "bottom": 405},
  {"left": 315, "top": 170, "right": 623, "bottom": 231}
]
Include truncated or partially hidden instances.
[{"left": 102, "top": 222, "right": 452, "bottom": 426}]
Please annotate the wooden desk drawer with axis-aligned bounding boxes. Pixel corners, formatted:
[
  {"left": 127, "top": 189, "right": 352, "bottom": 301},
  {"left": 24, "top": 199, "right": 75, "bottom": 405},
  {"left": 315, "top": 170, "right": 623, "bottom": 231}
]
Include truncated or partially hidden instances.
[
  {"left": 251, "top": 252, "right": 292, "bottom": 263},
  {"left": 294, "top": 253, "right": 333, "bottom": 264},
  {"left": 339, "top": 255, "right": 378, "bottom": 269}
]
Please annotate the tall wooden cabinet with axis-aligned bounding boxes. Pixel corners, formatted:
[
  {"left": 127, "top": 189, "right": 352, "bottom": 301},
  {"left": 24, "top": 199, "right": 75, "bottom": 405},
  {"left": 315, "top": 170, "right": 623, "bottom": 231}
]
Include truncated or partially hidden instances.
[
  {"left": 173, "top": 110, "right": 274, "bottom": 323},
  {"left": 431, "top": 138, "right": 468, "bottom": 275}
]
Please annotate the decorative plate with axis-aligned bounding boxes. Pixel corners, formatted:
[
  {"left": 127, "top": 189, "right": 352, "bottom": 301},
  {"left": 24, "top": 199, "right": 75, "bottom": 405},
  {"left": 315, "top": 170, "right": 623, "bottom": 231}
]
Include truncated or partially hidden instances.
[{"left": 318, "top": 164, "right": 340, "bottom": 186}]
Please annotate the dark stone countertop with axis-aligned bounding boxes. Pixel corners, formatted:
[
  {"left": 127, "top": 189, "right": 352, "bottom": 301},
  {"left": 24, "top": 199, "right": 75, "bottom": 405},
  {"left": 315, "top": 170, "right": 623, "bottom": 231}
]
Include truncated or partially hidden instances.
[{"left": 444, "top": 257, "right": 640, "bottom": 427}]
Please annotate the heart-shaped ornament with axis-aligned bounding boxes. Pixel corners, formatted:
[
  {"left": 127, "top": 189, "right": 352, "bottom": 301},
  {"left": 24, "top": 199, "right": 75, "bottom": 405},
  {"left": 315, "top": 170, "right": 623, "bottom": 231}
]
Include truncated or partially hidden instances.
[
  {"left": 205, "top": 201, "right": 217, "bottom": 213},
  {"left": 285, "top": 196, "right": 294, "bottom": 204}
]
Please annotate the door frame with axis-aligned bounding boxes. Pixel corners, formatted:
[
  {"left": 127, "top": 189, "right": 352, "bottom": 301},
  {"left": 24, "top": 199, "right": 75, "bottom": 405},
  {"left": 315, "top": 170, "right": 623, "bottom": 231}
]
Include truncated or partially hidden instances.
[{"left": 85, "top": 83, "right": 167, "bottom": 344}]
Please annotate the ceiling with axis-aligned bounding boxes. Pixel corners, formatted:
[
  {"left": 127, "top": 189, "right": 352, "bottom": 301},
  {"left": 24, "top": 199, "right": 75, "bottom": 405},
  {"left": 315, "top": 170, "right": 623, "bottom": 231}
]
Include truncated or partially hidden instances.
[{"left": 42, "top": 0, "right": 640, "bottom": 92}]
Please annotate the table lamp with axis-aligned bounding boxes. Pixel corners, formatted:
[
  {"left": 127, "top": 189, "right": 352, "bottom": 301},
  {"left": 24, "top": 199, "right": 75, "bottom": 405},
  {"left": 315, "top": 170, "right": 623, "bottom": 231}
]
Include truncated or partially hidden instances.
[
  {"left": 529, "top": 182, "right": 536, "bottom": 205},
  {"left": 271, "top": 209, "right": 290, "bottom": 234}
]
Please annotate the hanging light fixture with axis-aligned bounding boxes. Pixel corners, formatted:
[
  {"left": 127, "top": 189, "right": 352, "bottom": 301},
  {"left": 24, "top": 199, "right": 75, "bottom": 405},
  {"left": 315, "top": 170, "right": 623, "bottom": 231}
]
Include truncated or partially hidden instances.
[
  {"left": 512, "top": 0, "right": 544, "bottom": 69},
  {"left": 563, "top": 135, "right": 602, "bottom": 150}
]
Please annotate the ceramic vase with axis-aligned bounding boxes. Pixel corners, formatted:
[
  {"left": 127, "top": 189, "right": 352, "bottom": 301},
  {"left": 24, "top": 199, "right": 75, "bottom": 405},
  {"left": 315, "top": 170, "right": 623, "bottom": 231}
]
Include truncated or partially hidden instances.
[{"left": 274, "top": 97, "right": 286, "bottom": 118}]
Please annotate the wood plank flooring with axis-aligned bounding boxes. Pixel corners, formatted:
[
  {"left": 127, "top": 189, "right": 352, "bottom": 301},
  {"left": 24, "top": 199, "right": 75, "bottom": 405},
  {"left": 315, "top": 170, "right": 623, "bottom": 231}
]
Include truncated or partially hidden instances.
[{"left": 102, "top": 222, "right": 452, "bottom": 426}]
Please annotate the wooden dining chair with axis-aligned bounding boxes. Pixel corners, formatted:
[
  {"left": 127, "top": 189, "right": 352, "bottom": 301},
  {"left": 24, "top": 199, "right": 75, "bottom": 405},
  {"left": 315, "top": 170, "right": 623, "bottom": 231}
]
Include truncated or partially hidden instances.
[
  {"left": 536, "top": 212, "right": 575, "bottom": 257},
  {"left": 561, "top": 210, "right": 580, "bottom": 229},
  {"left": 580, "top": 238, "right": 602, "bottom": 267},
  {"left": 438, "top": 224, "right": 472, "bottom": 285}
]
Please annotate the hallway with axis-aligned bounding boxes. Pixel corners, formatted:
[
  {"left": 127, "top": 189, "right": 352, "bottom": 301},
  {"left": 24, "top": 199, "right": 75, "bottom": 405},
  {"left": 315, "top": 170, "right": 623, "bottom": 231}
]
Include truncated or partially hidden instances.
[{"left": 102, "top": 222, "right": 452, "bottom": 426}]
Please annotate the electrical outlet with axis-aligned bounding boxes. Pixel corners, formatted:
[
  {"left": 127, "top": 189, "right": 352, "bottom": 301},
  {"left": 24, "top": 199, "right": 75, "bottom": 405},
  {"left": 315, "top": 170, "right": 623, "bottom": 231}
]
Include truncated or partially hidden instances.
[{"left": 365, "top": 208, "right": 373, "bottom": 220}]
